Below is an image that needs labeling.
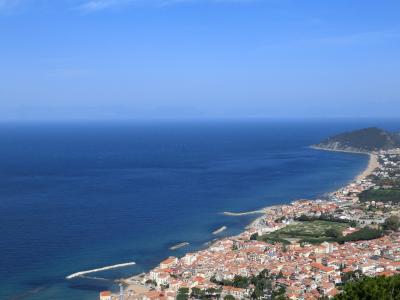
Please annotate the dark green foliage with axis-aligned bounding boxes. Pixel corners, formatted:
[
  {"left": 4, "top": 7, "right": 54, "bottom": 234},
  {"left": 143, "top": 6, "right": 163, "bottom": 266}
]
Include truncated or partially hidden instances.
[
  {"left": 325, "top": 227, "right": 343, "bottom": 238},
  {"left": 384, "top": 215, "right": 400, "bottom": 231},
  {"left": 178, "top": 287, "right": 189, "bottom": 294},
  {"left": 334, "top": 275, "right": 400, "bottom": 300},
  {"left": 257, "top": 235, "right": 291, "bottom": 245},
  {"left": 271, "top": 286, "right": 288, "bottom": 300},
  {"left": 176, "top": 294, "right": 188, "bottom": 300},
  {"left": 359, "top": 189, "right": 400, "bottom": 204},
  {"left": 299, "top": 237, "right": 337, "bottom": 244},
  {"left": 338, "top": 226, "right": 383, "bottom": 243},
  {"left": 232, "top": 275, "right": 250, "bottom": 288},
  {"left": 349, "top": 220, "right": 358, "bottom": 227},
  {"left": 341, "top": 270, "right": 364, "bottom": 285},
  {"left": 190, "top": 287, "right": 204, "bottom": 299},
  {"left": 211, "top": 269, "right": 285, "bottom": 299},
  {"left": 211, "top": 275, "right": 251, "bottom": 288},
  {"left": 251, "top": 231, "right": 290, "bottom": 245},
  {"left": 296, "top": 214, "right": 352, "bottom": 224},
  {"left": 177, "top": 287, "right": 189, "bottom": 300},
  {"left": 250, "top": 233, "right": 258, "bottom": 240},
  {"left": 224, "top": 295, "right": 235, "bottom": 300},
  {"left": 250, "top": 269, "right": 273, "bottom": 299}
]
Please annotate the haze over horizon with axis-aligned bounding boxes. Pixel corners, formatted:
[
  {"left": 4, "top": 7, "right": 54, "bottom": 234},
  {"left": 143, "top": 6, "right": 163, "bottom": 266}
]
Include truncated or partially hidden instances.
[{"left": 1, "top": 0, "right": 400, "bottom": 120}]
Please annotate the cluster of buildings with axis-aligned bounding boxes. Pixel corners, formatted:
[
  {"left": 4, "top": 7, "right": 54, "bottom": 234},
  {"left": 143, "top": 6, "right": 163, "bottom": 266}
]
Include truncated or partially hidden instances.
[
  {"left": 375, "top": 149, "right": 400, "bottom": 180},
  {"left": 103, "top": 151, "right": 400, "bottom": 300}
]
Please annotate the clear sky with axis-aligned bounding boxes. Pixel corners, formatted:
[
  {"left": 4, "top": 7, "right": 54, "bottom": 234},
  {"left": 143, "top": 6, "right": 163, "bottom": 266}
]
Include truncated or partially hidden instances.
[{"left": 1, "top": 0, "right": 399, "bottom": 120}]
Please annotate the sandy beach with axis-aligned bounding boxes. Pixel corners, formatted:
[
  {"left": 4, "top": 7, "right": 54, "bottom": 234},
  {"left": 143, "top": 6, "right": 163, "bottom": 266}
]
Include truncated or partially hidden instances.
[
  {"left": 356, "top": 153, "right": 379, "bottom": 181},
  {"left": 121, "top": 275, "right": 151, "bottom": 299}
]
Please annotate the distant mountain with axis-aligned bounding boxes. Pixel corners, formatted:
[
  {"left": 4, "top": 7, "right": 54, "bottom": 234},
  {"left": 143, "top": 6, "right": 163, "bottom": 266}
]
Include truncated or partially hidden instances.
[{"left": 313, "top": 127, "right": 400, "bottom": 153}]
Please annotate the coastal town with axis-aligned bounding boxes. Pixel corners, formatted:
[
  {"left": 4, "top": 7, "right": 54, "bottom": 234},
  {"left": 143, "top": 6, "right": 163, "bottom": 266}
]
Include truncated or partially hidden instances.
[{"left": 101, "top": 149, "right": 400, "bottom": 300}]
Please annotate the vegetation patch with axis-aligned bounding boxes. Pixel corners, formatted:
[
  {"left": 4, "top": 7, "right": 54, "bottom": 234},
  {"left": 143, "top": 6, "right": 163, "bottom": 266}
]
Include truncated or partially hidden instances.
[
  {"left": 359, "top": 188, "right": 400, "bottom": 204},
  {"left": 211, "top": 270, "right": 288, "bottom": 300},
  {"left": 334, "top": 274, "right": 400, "bottom": 300},
  {"left": 257, "top": 221, "right": 349, "bottom": 244},
  {"left": 338, "top": 227, "right": 383, "bottom": 243}
]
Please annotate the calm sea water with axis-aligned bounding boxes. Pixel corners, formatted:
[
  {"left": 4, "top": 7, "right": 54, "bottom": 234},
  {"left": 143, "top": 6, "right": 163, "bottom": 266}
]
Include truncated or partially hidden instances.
[{"left": 1, "top": 119, "right": 399, "bottom": 300}]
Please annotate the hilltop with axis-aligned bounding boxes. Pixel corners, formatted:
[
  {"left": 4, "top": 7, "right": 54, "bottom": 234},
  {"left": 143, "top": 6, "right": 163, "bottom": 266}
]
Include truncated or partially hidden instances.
[{"left": 313, "top": 127, "right": 400, "bottom": 153}]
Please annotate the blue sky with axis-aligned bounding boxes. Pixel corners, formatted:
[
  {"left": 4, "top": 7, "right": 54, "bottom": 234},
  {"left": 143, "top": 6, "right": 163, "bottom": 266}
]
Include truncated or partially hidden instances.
[{"left": 0, "top": 0, "right": 400, "bottom": 120}]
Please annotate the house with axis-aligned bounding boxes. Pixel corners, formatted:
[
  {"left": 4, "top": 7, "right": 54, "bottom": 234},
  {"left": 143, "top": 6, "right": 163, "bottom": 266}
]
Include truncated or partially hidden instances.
[
  {"left": 99, "top": 291, "right": 112, "bottom": 300},
  {"left": 142, "top": 291, "right": 166, "bottom": 300},
  {"left": 160, "top": 257, "right": 178, "bottom": 269},
  {"left": 221, "top": 286, "right": 247, "bottom": 299},
  {"left": 310, "top": 262, "right": 335, "bottom": 274}
]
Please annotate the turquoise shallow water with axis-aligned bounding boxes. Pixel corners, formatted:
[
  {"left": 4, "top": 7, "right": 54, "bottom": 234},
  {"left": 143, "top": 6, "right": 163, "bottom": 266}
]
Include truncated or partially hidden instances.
[{"left": 1, "top": 119, "right": 398, "bottom": 300}]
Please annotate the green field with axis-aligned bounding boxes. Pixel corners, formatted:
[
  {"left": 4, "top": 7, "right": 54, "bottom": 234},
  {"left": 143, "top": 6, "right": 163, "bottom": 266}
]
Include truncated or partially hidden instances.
[{"left": 260, "top": 220, "right": 349, "bottom": 244}]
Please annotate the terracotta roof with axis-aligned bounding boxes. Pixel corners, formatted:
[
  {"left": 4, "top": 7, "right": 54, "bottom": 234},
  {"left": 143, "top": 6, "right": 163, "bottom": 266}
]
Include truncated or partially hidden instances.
[{"left": 310, "top": 262, "right": 334, "bottom": 273}]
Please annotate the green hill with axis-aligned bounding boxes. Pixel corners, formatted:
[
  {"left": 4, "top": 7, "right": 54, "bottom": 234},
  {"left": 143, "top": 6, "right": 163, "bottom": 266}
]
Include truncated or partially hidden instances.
[{"left": 313, "top": 127, "right": 400, "bottom": 153}]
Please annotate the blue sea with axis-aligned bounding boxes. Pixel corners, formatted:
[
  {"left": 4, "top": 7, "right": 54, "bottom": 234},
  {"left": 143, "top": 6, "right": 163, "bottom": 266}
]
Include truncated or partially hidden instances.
[{"left": 1, "top": 119, "right": 399, "bottom": 300}]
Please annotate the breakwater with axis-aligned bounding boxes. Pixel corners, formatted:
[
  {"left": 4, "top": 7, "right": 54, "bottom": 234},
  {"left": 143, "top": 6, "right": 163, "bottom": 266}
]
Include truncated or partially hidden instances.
[{"left": 66, "top": 262, "right": 136, "bottom": 279}]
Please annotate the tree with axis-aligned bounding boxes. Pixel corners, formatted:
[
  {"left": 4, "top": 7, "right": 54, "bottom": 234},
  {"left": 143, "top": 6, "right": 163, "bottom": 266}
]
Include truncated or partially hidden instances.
[
  {"left": 272, "top": 286, "right": 287, "bottom": 300},
  {"left": 177, "top": 287, "right": 189, "bottom": 300},
  {"left": 250, "top": 233, "right": 258, "bottom": 240},
  {"left": 232, "top": 274, "right": 250, "bottom": 288},
  {"left": 325, "top": 227, "right": 343, "bottom": 238},
  {"left": 177, "top": 294, "right": 188, "bottom": 300},
  {"left": 384, "top": 215, "right": 400, "bottom": 231},
  {"left": 251, "top": 287, "right": 264, "bottom": 299},
  {"left": 224, "top": 295, "right": 235, "bottom": 300},
  {"left": 341, "top": 270, "right": 363, "bottom": 284},
  {"left": 334, "top": 275, "right": 400, "bottom": 300},
  {"left": 190, "top": 287, "right": 204, "bottom": 299},
  {"left": 338, "top": 226, "right": 383, "bottom": 243}
]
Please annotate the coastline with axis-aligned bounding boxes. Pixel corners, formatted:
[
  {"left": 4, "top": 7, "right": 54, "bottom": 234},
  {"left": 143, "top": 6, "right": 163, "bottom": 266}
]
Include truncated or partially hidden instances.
[
  {"left": 356, "top": 153, "right": 379, "bottom": 181},
  {"left": 309, "top": 145, "right": 371, "bottom": 155},
  {"left": 310, "top": 145, "right": 378, "bottom": 182},
  {"left": 114, "top": 146, "right": 379, "bottom": 298}
]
